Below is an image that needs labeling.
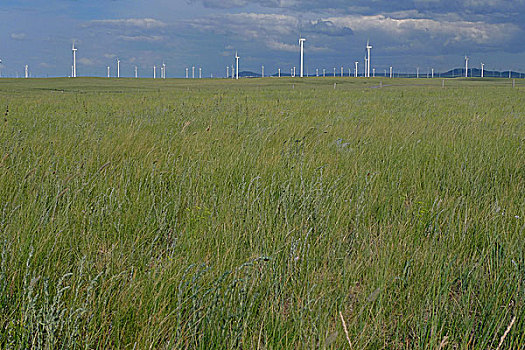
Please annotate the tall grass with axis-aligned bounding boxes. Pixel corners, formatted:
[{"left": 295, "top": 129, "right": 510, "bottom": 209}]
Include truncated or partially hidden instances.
[{"left": 0, "top": 77, "right": 524, "bottom": 348}]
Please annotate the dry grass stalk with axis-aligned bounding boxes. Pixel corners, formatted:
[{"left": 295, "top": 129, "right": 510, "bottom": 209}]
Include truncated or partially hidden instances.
[
  {"left": 339, "top": 311, "right": 353, "bottom": 349},
  {"left": 496, "top": 316, "right": 516, "bottom": 350}
]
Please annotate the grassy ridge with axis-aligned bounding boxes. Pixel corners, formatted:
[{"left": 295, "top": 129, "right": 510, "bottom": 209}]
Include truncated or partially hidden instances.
[{"left": 0, "top": 78, "right": 524, "bottom": 348}]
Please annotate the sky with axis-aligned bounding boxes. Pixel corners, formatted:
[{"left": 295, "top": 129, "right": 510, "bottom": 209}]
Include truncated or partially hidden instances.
[{"left": 1, "top": 0, "right": 525, "bottom": 78}]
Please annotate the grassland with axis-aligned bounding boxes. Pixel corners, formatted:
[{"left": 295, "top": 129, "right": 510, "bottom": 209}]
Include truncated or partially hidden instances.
[{"left": 0, "top": 77, "right": 524, "bottom": 349}]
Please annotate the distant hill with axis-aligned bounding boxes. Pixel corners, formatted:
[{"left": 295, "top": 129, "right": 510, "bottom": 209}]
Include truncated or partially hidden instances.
[{"left": 232, "top": 69, "right": 524, "bottom": 79}]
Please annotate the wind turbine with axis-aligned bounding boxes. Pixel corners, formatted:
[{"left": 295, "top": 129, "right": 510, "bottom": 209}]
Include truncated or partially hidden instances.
[
  {"left": 333, "top": 67, "right": 336, "bottom": 77},
  {"left": 278, "top": 68, "right": 281, "bottom": 77},
  {"left": 316, "top": 68, "right": 319, "bottom": 77},
  {"left": 323, "top": 68, "right": 326, "bottom": 77},
  {"left": 417, "top": 67, "right": 419, "bottom": 79},
  {"left": 107, "top": 66, "right": 110, "bottom": 78},
  {"left": 192, "top": 66, "right": 195, "bottom": 79},
  {"left": 293, "top": 66, "right": 296, "bottom": 77},
  {"left": 373, "top": 68, "right": 375, "bottom": 77},
  {"left": 299, "top": 37, "right": 306, "bottom": 78},
  {"left": 262, "top": 65, "right": 264, "bottom": 77},
  {"left": 481, "top": 63, "right": 484, "bottom": 78},
  {"left": 226, "top": 66, "right": 229, "bottom": 78},
  {"left": 354, "top": 62, "right": 358, "bottom": 77},
  {"left": 199, "top": 67, "right": 202, "bottom": 79},
  {"left": 366, "top": 40, "right": 372, "bottom": 78},
  {"left": 135, "top": 66, "right": 138, "bottom": 78},
  {"left": 235, "top": 52, "right": 240, "bottom": 80},
  {"left": 465, "top": 56, "right": 469, "bottom": 78},
  {"left": 341, "top": 66, "right": 344, "bottom": 77},
  {"left": 72, "top": 42, "right": 77, "bottom": 78},
  {"left": 390, "top": 66, "right": 393, "bottom": 79},
  {"left": 186, "top": 67, "right": 189, "bottom": 78},
  {"left": 163, "top": 63, "right": 166, "bottom": 79},
  {"left": 431, "top": 68, "right": 434, "bottom": 78},
  {"left": 25, "top": 65, "right": 28, "bottom": 78}
]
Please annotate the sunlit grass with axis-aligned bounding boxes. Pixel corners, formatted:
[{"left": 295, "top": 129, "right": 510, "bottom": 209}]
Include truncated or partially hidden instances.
[{"left": 0, "top": 77, "right": 524, "bottom": 348}]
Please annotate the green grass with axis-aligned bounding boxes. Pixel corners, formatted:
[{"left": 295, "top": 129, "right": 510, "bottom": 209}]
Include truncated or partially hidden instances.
[{"left": 0, "top": 77, "right": 524, "bottom": 349}]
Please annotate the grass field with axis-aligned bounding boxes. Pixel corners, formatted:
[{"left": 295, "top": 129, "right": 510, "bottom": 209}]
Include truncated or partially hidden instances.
[{"left": 0, "top": 77, "right": 524, "bottom": 349}]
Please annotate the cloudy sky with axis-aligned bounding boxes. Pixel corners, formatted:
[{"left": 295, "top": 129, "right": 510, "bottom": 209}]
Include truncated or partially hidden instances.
[{"left": 1, "top": 0, "right": 524, "bottom": 77}]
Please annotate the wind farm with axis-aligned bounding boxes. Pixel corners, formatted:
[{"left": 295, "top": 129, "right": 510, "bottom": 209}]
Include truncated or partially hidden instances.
[{"left": 1, "top": 6, "right": 525, "bottom": 350}]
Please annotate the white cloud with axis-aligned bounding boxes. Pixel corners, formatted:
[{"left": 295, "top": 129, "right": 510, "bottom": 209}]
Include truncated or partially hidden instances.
[
  {"left": 118, "top": 35, "right": 165, "bottom": 42},
  {"left": 325, "top": 15, "right": 520, "bottom": 45},
  {"left": 88, "top": 18, "right": 167, "bottom": 29},
  {"left": 78, "top": 57, "right": 97, "bottom": 66},
  {"left": 10, "top": 33, "right": 27, "bottom": 40}
]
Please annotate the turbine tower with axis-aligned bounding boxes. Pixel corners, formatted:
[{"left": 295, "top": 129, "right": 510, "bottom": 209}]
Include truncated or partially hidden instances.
[
  {"left": 192, "top": 66, "right": 195, "bottom": 79},
  {"left": 25, "top": 65, "right": 28, "bottom": 78},
  {"left": 299, "top": 38, "right": 306, "bottom": 78},
  {"left": 163, "top": 63, "right": 166, "bottom": 79},
  {"left": 354, "top": 62, "right": 358, "bottom": 77},
  {"left": 226, "top": 66, "right": 229, "bottom": 78},
  {"left": 154, "top": 65, "right": 156, "bottom": 79},
  {"left": 72, "top": 42, "right": 77, "bottom": 78},
  {"left": 107, "top": 66, "right": 110, "bottom": 78},
  {"left": 117, "top": 58, "right": 120, "bottom": 78},
  {"left": 366, "top": 40, "right": 372, "bottom": 78},
  {"left": 135, "top": 66, "right": 138, "bottom": 78},
  {"left": 186, "top": 67, "right": 189, "bottom": 79},
  {"left": 235, "top": 52, "right": 240, "bottom": 80},
  {"left": 465, "top": 56, "right": 469, "bottom": 78},
  {"left": 481, "top": 63, "right": 484, "bottom": 78}
]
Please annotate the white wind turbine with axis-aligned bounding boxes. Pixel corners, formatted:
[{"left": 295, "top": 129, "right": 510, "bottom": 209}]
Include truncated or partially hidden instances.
[
  {"left": 199, "top": 67, "right": 202, "bottom": 79},
  {"left": 25, "top": 65, "right": 28, "bottom": 78},
  {"left": 186, "top": 67, "right": 189, "bottom": 79},
  {"left": 366, "top": 40, "right": 372, "bottom": 78},
  {"left": 107, "top": 66, "right": 110, "bottom": 78},
  {"left": 354, "top": 62, "right": 358, "bottom": 77},
  {"left": 117, "top": 58, "right": 120, "bottom": 78},
  {"left": 154, "top": 65, "right": 157, "bottom": 79},
  {"left": 226, "top": 66, "right": 229, "bottom": 78},
  {"left": 135, "top": 66, "right": 138, "bottom": 78},
  {"left": 262, "top": 65, "right": 264, "bottom": 77},
  {"left": 163, "top": 63, "right": 166, "bottom": 79},
  {"left": 72, "top": 42, "right": 77, "bottom": 78},
  {"left": 481, "top": 63, "right": 484, "bottom": 78},
  {"left": 278, "top": 68, "right": 281, "bottom": 77},
  {"left": 192, "top": 66, "right": 195, "bottom": 79},
  {"left": 299, "top": 37, "right": 306, "bottom": 78},
  {"left": 465, "top": 56, "right": 469, "bottom": 78},
  {"left": 235, "top": 52, "right": 240, "bottom": 80}
]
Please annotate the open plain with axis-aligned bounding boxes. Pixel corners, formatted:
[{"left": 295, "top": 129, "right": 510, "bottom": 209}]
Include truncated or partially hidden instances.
[{"left": 0, "top": 77, "right": 524, "bottom": 348}]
